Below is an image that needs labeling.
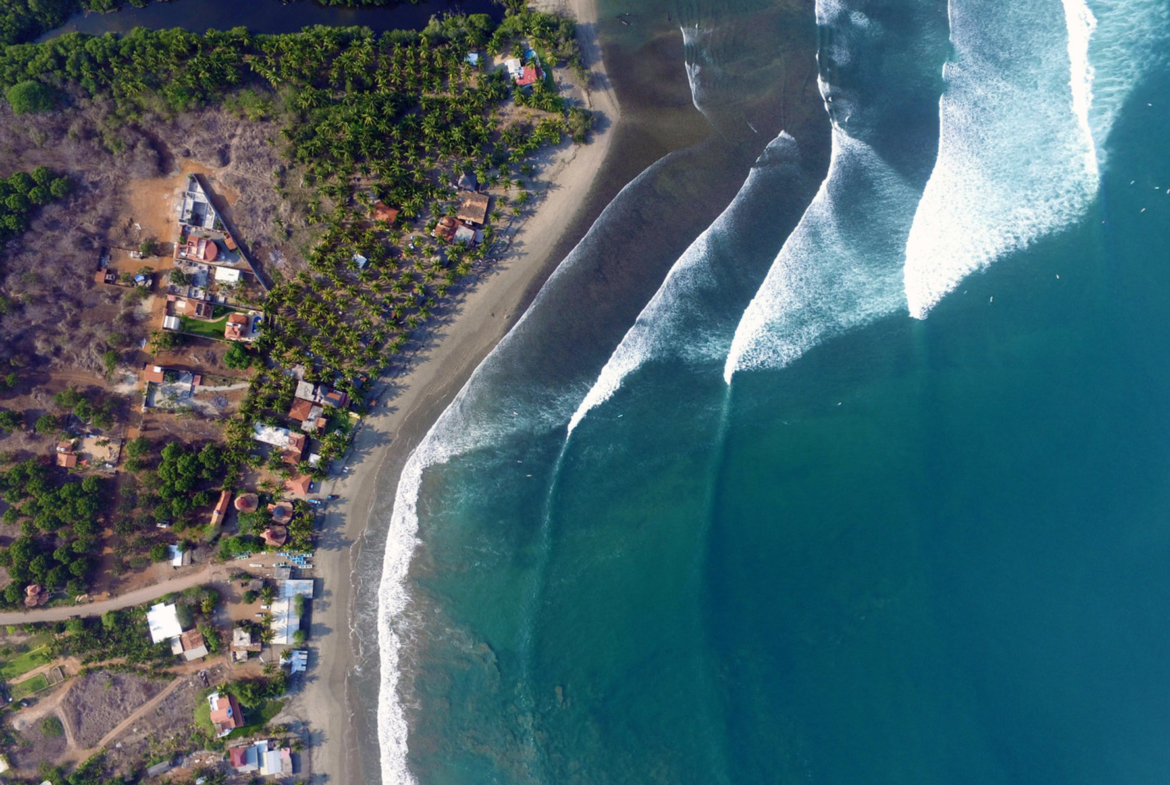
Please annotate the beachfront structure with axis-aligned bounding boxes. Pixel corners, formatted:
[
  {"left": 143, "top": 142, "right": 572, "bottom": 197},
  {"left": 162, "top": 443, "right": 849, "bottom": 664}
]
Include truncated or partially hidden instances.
[
  {"left": 457, "top": 192, "right": 490, "bottom": 226},
  {"left": 288, "top": 397, "right": 325, "bottom": 432},
  {"left": 285, "top": 473, "right": 312, "bottom": 496},
  {"left": 294, "top": 380, "right": 349, "bottom": 409},
  {"left": 208, "top": 691, "right": 244, "bottom": 737},
  {"left": 147, "top": 603, "right": 183, "bottom": 644},
  {"left": 271, "top": 597, "right": 300, "bottom": 645},
  {"left": 254, "top": 423, "right": 294, "bottom": 449},
  {"left": 279, "top": 579, "right": 314, "bottom": 600},
  {"left": 286, "top": 649, "right": 309, "bottom": 674},
  {"left": 229, "top": 739, "right": 292, "bottom": 776},
  {"left": 253, "top": 423, "right": 307, "bottom": 463}
]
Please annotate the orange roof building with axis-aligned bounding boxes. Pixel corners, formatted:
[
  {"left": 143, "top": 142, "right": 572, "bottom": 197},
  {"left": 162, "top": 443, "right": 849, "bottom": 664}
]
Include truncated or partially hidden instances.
[
  {"left": 57, "top": 452, "right": 78, "bottom": 468},
  {"left": 288, "top": 398, "right": 315, "bottom": 422},
  {"left": 225, "top": 313, "right": 250, "bottom": 341},
  {"left": 235, "top": 493, "right": 259, "bottom": 513},
  {"left": 211, "top": 489, "right": 232, "bottom": 526},
  {"left": 516, "top": 64, "right": 541, "bottom": 87},
  {"left": 208, "top": 692, "right": 244, "bottom": 737},
  {"left": 142, "top": 365, "right": 167, "bottom": 384},
  {"left": 285, "top": 474, "right": 312, "bottom": 496},
  {"left": 283, "top": 433, "right": 307, "bottom": 465},
  {"left": 372, "top": 202, "right": 399, "bottom": 223},
  {"left": 262, "top": 525, "right": 289, "bottom": 547}
]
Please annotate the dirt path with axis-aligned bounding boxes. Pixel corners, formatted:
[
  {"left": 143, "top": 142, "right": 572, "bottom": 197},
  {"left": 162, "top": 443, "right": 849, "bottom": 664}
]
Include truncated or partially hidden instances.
[{"left": 0, "top": 564, "right": 225, "bottom": 625}]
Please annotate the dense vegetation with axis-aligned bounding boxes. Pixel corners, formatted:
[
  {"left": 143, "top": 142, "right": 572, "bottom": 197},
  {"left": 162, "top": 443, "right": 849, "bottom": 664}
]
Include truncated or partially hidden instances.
[
  {"left": 0, "top": 0, "right": 436, "bottom": 47},
  {"left": 0, "top": 459, "right": 105, "bottom": 602},
  {"left": 0, "top": 5, "right": 587, "bottom": 594},
  {"left": 0, "top": 166, "right": 70, "bottom": 243}
]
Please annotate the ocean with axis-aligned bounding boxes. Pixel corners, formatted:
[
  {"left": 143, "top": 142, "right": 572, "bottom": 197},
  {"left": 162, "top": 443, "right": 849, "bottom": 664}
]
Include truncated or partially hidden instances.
[{"left": 371, "top": 0, "right": 1170, "bottom": 781}]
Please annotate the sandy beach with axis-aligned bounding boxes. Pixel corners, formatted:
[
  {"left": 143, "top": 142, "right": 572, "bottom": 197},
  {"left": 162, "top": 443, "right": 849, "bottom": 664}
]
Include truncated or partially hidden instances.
[{"left": 290, "top": 2, "right": 619, "bottom": 782}]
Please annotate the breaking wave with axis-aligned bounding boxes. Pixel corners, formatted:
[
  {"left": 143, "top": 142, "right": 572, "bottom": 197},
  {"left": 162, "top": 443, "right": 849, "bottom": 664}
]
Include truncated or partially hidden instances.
[
  {"left": 569, "top": 132, "right": 805, "bottom": 433},
  {"left": 723, "top": 128, "right": 918, "bottom": 380},
  {"left": 903, "top": 0, "right": 1166, "bottom": 318}
]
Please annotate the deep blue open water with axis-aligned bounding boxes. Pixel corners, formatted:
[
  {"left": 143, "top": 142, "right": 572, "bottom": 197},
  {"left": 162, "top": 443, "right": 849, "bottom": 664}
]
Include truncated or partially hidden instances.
[{"left": 372, "top": 0, "right": 1170, "bottom": 782}]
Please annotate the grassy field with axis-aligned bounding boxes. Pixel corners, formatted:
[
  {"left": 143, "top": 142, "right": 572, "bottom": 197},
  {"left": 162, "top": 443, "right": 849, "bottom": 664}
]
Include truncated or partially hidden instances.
[
  {"left": 179, "top": 313, "right": 230, "bottom": 340},
  {"left": 0, "top": 639, "right": 52, "bottom": 681},
  {"left": 228, "top": 699, "right": 285, "bottom": 739},
  {"left": 10, "top": 673, "right": 49, "bottom": 700}
]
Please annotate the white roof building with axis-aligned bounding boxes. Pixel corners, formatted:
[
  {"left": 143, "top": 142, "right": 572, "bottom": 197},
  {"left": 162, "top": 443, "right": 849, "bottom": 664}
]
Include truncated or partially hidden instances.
[
  {"left": 167, "top": 544, "right": 191, "bottom": 568},
  {"left": 162, "top": 315, "right": 181, "bottom": 331},
  {"left": 253, "top": 422, "right": 292, "bottom": 448},
  {"left": 147, "top": 603, "right": 183, "bottom": 644},
  {"left": 214, "top": 266, "right": 242, "bottom": 284},
  {"left": 271, "top": 598, "right": 300, "bottom": 646},
  {"left": 287, "top": 649, "right": 309, "bottom": 674},
  {"left": 279, "top": 579, "right": 314, "bottom": 600},
  {"left": 504, "top": 57, "right": 523, "bottom": 79}
]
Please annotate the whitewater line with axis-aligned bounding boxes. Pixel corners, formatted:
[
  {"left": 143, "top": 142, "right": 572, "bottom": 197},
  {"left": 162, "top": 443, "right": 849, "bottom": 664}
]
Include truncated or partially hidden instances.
[
  {"left": 568, "top": 131, "right": 804, "bottom": 434},
  {"left": 902, "top": 0, "right": 1109, "bottom": 319}
]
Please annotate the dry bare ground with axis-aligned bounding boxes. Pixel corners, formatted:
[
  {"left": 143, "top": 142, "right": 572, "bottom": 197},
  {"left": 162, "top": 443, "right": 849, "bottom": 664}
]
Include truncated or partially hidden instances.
[
  {"left": 58, "top": 669, "right": 168, "bottom": 748},
  {"left": 0, "top": 87, "right": 311, "bottom": 378},
  {"left": 8, "top": 709, "right": 69, "bottom": 769}
]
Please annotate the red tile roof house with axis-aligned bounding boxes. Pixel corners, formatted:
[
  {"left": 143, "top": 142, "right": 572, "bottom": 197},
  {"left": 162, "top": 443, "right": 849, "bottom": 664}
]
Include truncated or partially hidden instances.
[
  {"left": 516, "top": 64, "right": 542, "bottom": 87},
  {"left": 285, "top": 474, "right": 312, "bottom": 496},
  {"left": 224, "top": 312, "right": 250, "bottom": 341},
  {"left": 372, "top": 202, "right": 400, "bottom": 223},
  {"left": 288, "top": 398, "right": 315, "bottom": 423},
  {"left": 208, "top": 691, "right": 244, "bottom": 737},
  {"left": 283, "top": 432, "right": 308, "bottom": 465}
]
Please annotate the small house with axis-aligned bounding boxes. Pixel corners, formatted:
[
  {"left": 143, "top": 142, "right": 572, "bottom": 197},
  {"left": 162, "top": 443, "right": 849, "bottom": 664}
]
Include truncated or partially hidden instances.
[
  {"left": 372, "top": 202, "right": 399, "bottom": 223},
  {"left": 457, "top": 192, "right": 490, "bottom": 226},
  {"left": 225, "top": 313, "right": 250, "bottom": 341},
  {"left": 208, "top": 691, "right": 244, "bottom": 737},
  {"left": 285, "top": 474, "right": 312, "bottom": 497},
  {"left": 147, "top": 603, "right": 183, "bottom": 644},
  {"left": 180, "top": 629, "right": 209, "bottom": 661},
  {"left": 211, "top": 489, "right": 232, "bottom": 526}
]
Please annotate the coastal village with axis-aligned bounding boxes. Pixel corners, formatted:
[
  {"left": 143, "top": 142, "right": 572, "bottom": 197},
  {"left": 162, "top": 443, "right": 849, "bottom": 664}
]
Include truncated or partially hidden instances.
[{"left": 0, "top": 7, "right": 589, "bottom": 783}]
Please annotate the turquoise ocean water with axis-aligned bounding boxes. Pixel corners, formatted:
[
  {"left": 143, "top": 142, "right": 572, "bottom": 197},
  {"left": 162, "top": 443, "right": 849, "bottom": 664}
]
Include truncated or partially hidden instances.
[{"left": 374, "top": 0, "right": 1170, "bottom": 781}]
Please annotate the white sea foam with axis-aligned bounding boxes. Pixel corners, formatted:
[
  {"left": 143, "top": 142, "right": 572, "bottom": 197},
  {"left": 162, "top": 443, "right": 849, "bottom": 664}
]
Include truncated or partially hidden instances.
[
  {"left": 723, "top": 129, "right": 917, "bottom": 381},
  {"left": 568, "top": 133, "right": 800, "bottom": 433},
  {"left": 376, "top": 160, "right": 671, "bottom": 784},
  {"left": 903, "top": 0, "right": 1165, "bottom": 318}
]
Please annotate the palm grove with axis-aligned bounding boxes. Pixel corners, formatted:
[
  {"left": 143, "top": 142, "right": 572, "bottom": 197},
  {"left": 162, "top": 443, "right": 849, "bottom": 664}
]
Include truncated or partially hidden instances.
[{"left": 0, "top": 5, "right": 589, "bottom": 603}]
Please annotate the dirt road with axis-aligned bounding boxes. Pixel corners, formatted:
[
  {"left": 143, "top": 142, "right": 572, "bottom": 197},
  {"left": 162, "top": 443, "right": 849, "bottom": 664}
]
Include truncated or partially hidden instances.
[{"left": 0, "top": 564, "right": 224, "bottom": 625}]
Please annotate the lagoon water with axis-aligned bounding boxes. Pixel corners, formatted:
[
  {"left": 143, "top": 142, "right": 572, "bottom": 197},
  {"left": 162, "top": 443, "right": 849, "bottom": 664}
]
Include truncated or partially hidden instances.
[{"left": 359, "top": 0, "right": 1170, "bottom": 781}]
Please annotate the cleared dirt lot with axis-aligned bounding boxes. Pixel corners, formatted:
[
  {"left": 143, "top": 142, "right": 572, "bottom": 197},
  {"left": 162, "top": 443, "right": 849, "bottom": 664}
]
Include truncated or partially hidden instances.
[{"left": 59, "top": 670, "right": 168, "bottom": 748}]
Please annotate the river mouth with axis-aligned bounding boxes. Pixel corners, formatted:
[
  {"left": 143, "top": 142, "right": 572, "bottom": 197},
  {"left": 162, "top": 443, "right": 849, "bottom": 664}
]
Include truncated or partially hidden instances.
[{"left": 36, "top": 0, "right": 503, "bottom": 41}]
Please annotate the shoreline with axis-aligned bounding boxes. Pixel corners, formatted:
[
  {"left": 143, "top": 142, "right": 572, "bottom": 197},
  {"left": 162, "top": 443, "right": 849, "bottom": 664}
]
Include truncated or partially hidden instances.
[{"left": 289, "top": 1, "right": 620, "bottom": 782}]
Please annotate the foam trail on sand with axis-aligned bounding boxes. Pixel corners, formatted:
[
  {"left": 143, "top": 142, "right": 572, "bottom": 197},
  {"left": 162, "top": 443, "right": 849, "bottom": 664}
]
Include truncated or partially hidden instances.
[
  {"left": 569, "top": 132, "right": 804, "bottom": 433},
  {"left": 903, "top": 0, "right": 1165, "bottom": 318}
]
